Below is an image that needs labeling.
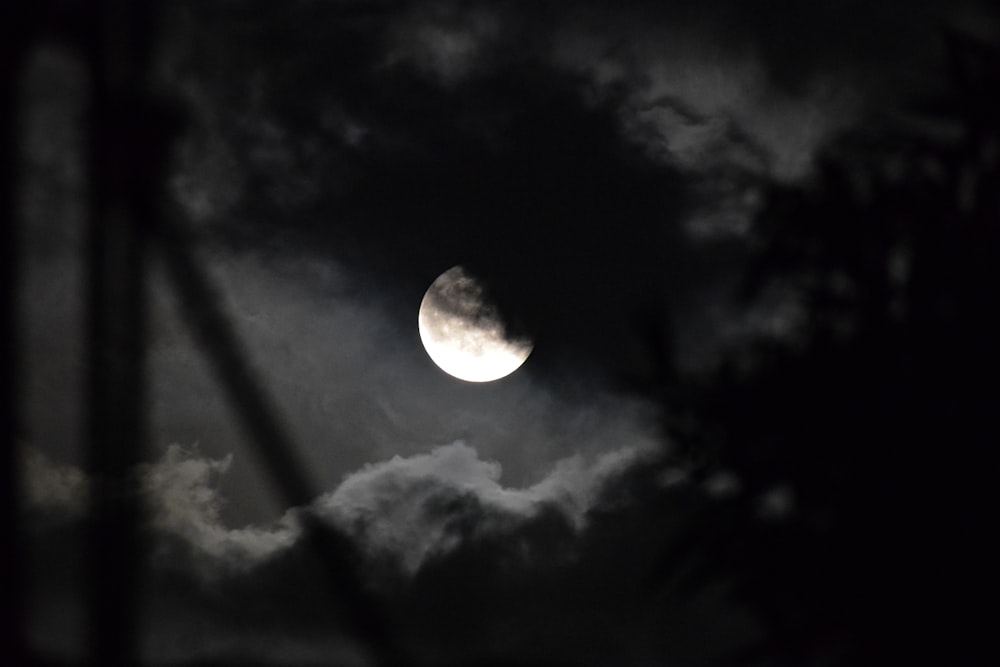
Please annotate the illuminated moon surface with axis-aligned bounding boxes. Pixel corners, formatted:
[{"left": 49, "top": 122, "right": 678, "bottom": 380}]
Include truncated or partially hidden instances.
[{"left": 418, "top": 266, "right": 533, "bottom": 383}]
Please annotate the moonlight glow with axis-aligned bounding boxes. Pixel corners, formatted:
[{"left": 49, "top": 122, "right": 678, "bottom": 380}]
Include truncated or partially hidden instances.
[{"left": 418, "top": 266, "right": 533, "bottom": 382}]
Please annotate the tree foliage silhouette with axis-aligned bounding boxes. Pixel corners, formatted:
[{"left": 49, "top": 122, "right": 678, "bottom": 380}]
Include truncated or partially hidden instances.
[{"left": 658, "top": 30, "right": 999, "bottom": 666}]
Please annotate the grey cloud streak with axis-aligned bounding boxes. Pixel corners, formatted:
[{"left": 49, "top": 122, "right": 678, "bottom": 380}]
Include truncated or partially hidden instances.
[
  {"left": 23, "top": 436, "right": 651, "bottom": 578},
  {"left": 22, "top": 438, "right": 758, "bottom": 666},
  {"left": 139, "top": 445, "right": 301, "bottom": 570},
  {"left": 317, "top": 440, "right": 647, "bottom": 573}
]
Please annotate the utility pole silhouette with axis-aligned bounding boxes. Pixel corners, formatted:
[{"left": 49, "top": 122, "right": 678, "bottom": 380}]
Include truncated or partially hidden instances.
[{"left": 5, "top": 2, "right": 407, "bottom": 664}]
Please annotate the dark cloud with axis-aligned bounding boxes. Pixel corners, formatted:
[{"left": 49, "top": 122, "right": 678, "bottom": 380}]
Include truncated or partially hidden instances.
[
  {"left": 21, "top": 439, "right": 668, "bottom": 664},
  {"left": 155, "top": 0, "right": 995, "bottom": 389},
  {"left": 159, "top": 0, "right": 702, "bottom": 381},
  {"left": 21, "top": 443, "right": 789, "bottom": 666},
  {"left": 14, "top": 0, "right": 1000, "bottom": 664}
]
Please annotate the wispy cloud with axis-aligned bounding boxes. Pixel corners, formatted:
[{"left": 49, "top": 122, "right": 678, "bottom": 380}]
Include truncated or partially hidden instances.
[
  {"left": 139, "top": 444, "right": 301, "bottom": 570},
  {"left": 21, "top": 446, "right": 89, "bottom": 514},
  {"left": 317, "top": 440, "right": 646, "bottom": 573},
  {"left": 22, "top": 438, "right": 650, "bottom": 576}
]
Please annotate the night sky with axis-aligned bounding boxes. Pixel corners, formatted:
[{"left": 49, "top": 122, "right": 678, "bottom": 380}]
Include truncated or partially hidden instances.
[{"left": 10, "top": 1, "right": 1000, "bottom": 665}]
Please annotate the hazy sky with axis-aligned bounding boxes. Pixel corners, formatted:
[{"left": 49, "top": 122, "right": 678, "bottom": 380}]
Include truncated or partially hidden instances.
[{"left": 15, "top": 1, "right": 999, "bottom": 664}]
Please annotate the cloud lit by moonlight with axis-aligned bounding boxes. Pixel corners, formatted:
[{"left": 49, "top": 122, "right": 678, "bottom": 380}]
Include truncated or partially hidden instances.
[{"left": 418, "top": 266, "right": 533, "bottom": 382}]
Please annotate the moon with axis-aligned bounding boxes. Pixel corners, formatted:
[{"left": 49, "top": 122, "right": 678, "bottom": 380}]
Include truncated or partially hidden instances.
[{"left": 418, "top": 266, "right": 533, "bottom": 382}]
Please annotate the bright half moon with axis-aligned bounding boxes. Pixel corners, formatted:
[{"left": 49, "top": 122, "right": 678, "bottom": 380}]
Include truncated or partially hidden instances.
[{"left": 418, "top": 266, "right": 533, "bottom": 382}]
